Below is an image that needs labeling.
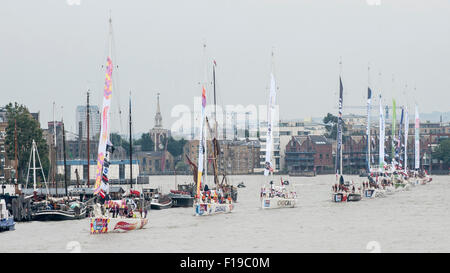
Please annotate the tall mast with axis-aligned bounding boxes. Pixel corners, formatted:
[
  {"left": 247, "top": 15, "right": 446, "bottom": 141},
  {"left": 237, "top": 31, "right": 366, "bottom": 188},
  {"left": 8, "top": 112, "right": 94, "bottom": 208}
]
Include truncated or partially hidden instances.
[
  {"left": 52, "top": 102, "right": 57, "bottom": 195},
  {"left": 337, "top": 57, "right": 343, "bottom": 176},
  {"left": 212, "top": 60, "right": 219, "bottom": 185},
  {"left": 129, "top": 92, "right": 133, "bottom": 189},
  {"left": 87, "top": 90, "right": 90, "bottom": 187},
  {"left": 414, "top": 104, "right": 420, "bottom": 170},
  {"left": 14, "top": 120, "right": 18, "bottom": 185},
  {"left": 379, "top": 94, "right": 385, "bottom": 171},
  {"left": 62, "top": 121, "right": 68, "bottom": 198},
  {"left": 264, "top": 49, "right": 276, "bottom": 178},
  {"left": 203, "top": 43, "right": 208, "bottom": 187},
  {"left": 404, "top": 106, "right": 409, "bottom": 171},
  {"left": 391, "top": 75, "right": 396, "bottom": 166},
  {"left": 93, "top": 13, "right": 113, "bottom": 198},
  {"left": 195, "top": 42, "right": 207, "bottom": 198},
  {"left": 32, "top": 140, "right": 37, "bottom": 192},
  {"left": 366, "top": 64, "right": 372, "bottom": 173},
  {"left": 213, "top": 60, "right": 218, "bottom": 138}
]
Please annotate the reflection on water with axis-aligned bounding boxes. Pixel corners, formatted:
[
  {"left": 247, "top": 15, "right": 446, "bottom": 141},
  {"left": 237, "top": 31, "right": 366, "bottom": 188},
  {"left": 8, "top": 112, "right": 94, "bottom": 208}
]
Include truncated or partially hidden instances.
[{"left": 1, "top": 175, "right": 449, "bottom": 253}]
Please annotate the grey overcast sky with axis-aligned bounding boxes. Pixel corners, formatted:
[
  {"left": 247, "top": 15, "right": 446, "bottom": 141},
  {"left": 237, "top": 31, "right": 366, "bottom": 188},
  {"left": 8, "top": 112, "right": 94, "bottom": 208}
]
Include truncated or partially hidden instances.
[{"left": 1, "top": 0, "right": 449, "bottom": 135}]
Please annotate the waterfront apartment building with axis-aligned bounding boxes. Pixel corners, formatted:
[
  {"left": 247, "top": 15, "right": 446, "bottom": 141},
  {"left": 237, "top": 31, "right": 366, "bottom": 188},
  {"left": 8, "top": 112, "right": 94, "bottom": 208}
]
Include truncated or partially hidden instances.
[
  {"left": 278, "top": 120, "right": 327, "bottom": 172},
  {"left": 285, "top": 135, "right": 333, "bottom": 175},
  {"left": 0, "top": 118, "right": 13, "bottom": 182}
]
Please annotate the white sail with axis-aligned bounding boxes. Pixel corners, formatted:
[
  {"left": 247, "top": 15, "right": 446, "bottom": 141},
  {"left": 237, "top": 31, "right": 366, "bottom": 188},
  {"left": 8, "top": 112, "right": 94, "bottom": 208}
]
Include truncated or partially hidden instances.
[
  {"left": 414, "top": 105, "right": 420, "bottom": 169},
  {"left": 379, "top": 95, "right": 385, "bottom": 170},
  {"left": 264, "top": 72, "right": 276, "bottom": 176}
]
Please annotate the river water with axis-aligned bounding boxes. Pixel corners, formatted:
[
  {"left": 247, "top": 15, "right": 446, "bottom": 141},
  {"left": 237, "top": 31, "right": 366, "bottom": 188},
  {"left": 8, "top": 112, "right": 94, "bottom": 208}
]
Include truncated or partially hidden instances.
[{"left": 1, "top": 174, "right": 449, "bottom": 253}]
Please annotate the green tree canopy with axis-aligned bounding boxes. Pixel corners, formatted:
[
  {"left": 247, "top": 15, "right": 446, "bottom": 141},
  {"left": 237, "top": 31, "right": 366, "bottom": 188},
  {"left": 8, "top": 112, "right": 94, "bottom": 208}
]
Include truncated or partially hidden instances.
[
  {"left": 110, "top": 133, "right": 130, "bottom": 155},
  {"left": 5, "top": 102, "right": 49, "bottom": 183},
  {"left": 323, "top": 113, "right": 346, "bottom": 139},
  {"left": 135, "top": 132, "right": 154, "bottom": 151},
  {"left": 167, "top": 137, "right": 187, "bottom": 157}
]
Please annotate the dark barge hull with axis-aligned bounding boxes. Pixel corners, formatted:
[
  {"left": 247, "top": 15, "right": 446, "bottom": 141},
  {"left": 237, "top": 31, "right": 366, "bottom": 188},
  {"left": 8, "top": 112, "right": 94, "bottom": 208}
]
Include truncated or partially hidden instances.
[
  {"left": 32, "top": 209, "right": 86, "bottom": 221},
  {"left": 170, "top": 195, "right": 194, "bottom": 207},
  {"left": 150, "top": 201, "right": 172, "bottom": 210}
]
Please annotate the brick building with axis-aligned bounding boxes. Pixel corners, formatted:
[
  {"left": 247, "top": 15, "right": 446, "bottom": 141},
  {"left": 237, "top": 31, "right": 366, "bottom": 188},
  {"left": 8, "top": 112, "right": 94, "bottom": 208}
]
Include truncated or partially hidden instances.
[
  {"left": 285, "top": 135, "right": 333, "bottom": 174},
  {"left": 183, "top": 139, "right": 260, "bottom": 175}
]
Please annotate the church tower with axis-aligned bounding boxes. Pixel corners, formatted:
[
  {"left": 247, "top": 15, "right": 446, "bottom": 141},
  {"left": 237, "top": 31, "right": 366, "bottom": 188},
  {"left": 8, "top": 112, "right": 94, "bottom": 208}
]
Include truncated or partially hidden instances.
[
  {"left": 154, "top": 93, "right": 163, "bottom": 128},
  {"left": 150, "top": 93, "right": 169, "bottom": 151}
]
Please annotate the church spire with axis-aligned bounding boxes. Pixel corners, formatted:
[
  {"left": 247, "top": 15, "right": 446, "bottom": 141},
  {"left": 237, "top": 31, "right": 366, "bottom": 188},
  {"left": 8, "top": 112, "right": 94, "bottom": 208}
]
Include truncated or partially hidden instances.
[{"left": 155, "top": 92, "right": 162, "bottom": 128}]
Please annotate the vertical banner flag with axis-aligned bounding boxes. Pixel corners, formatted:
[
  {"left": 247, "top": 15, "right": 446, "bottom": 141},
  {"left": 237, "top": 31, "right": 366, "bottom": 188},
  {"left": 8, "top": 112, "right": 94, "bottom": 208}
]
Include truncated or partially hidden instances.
[
  {"left": 366, "top": 87, "right": 372, "bottom": 172},
  {"left": 397, "top": 107, "right": 404, "bottom": 168},
  {"left": 391, "top": 99, "right": 396, "bottom": 165},
  {"left": 264, "top": 73, "right": 277, "bottom": 176},
  {"left": 415, "top": 105, "right": 420, "bottom": 169},
  {"left": 94, "top": 57, "right": 113, "bottom": 197},
  {"left": 196, "top": 85, "right": 206, "bottom": 196},
  {"left": 404, "top": 107, "right": 409, "bottom": 170},
  {"left": 336, "top": 77, "right": 344, "bottom": 173},
  {"left": 379, "top": 95, "right": 385, "bottom": 169}
]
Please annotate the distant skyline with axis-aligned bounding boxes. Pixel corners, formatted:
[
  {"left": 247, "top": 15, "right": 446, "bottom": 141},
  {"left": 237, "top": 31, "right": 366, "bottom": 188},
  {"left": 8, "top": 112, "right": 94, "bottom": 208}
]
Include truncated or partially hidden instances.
[{"left": 1, "top": 0, "right": 449, "bottom": 134}]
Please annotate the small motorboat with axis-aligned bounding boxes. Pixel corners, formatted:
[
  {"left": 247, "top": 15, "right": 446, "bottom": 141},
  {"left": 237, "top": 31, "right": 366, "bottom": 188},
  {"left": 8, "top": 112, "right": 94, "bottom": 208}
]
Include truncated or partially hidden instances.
[
  {"left": 143, "top": 188, "right": 172, "bottom": 210},
  {"left": 0, "top": 199, "right": 15, "bottom": 232}
]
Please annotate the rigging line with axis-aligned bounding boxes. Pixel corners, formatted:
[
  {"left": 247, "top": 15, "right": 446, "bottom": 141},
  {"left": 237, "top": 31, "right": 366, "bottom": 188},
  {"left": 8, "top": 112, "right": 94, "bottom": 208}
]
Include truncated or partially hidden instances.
[{"left": 111, "top": 28, "right": 123, "bottom": 135}]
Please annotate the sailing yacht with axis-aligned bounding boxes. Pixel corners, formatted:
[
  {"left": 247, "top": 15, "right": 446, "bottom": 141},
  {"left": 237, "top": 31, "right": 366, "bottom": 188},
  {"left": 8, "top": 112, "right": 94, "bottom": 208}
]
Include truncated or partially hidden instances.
[
  {"left": 193, "top": 46, "right": 233, "bottom": 216},
  {"left": 89, "top": 15, "right": 148, "bottom": 233},
  {"left": 391, "top": 106, "right": 410, "bottom": 191},
  {"left": 362, "top": 88, "right": 385, "bottom": 199},
  {"left": 410, "top": 105, "right": 432, "bottom": 185},
  {"left": 331, "top": 76, "right": 361, "bottom": 202},
  {"left": 376, "top": 94, "right": 395, "bottom": 195},
  {"left": 260, "top": 54, "right": 296, "bottom": 209},
  {"left": 27, "top": 138, "right": 87, "bottom": 221}
]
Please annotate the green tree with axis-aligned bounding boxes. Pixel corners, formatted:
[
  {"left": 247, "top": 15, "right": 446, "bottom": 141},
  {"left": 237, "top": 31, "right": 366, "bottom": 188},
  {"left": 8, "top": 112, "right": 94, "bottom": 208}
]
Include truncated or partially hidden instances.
[
  {"left": 4, "top": 102, "right": 49, "bottom": 184},
  {"left": 110, "top": 133, "right": 130, "bottom": 155},
  {"left": 167, "top": 137, "right": 187, "bottom": 157},
  {"left": 433, "top": 139, "right": 450, "bottom": 168},
  {"left": 135, "top": 132, "right": 154, "bottom": 151},
  {"left": 323, "top": 113, "right": 346, "bottom": 139}
]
